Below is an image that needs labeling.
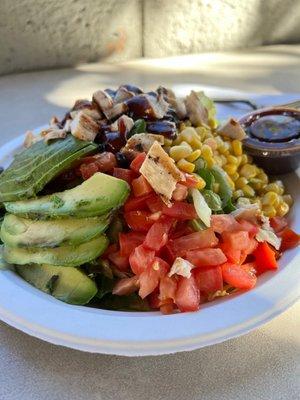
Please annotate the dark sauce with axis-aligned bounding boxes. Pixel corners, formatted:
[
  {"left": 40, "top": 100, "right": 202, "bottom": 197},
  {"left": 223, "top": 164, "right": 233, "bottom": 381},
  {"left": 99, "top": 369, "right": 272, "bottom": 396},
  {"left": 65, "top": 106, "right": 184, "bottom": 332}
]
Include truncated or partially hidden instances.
[{"left": 146, "top": 120, "right": 177, "bottom": 139}]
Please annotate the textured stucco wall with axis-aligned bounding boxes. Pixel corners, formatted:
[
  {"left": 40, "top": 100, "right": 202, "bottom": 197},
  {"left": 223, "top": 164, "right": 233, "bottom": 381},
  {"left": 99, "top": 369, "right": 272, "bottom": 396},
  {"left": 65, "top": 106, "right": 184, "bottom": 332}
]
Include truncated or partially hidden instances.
[
  {"left": 0, "top": 0, "right": 300, "bottom": 75},
  {"left": 0, "top": 0, "right": 142, "bottom": 75},
  {"left": 143, "top": 0, "right": 300, "bottom": 57}
]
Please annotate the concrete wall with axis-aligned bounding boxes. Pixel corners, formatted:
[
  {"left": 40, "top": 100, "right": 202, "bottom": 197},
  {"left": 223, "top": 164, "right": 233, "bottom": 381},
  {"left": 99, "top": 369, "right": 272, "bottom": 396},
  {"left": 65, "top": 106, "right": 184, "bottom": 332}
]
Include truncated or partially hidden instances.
[{"left": 0, "top": 0, "right": 299, "bottom": 75}]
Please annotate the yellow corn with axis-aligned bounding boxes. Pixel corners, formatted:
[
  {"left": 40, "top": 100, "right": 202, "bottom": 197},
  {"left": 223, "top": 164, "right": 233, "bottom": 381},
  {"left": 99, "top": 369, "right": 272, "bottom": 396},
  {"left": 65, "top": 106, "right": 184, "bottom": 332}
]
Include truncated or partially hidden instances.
[
  {"left": 263, "top": 182, "right": 284, "bottom": 195},
  {"left": 179, "top": 122, "right": 186, "bottom": 131},
  {"left": 262, "top": 191, "right": 279, "bottom": 206},
  {"left": 257, "top": 172, "right": 269, "bottom": 184},
  {"left": 237, "top": 197, "right": 251, "bottom": 207},
  {"left": 186, "top": 149, "right": 201, "bottom": 162},
  {"left": 170, "top": 143, "right": 193, "bottom": 161},
  {"left": 206, "top": 157, "right": 215, "bottom": 168},
  {"left": 233, "top": 189, "right": 244, "bottom": 200},
  {"left": 203, "top": 138, "right": 218, "bottom": 151},
  {"left": 240, "top": 154, "right": 248, "bottom": 166},
  {"left": 164, "top": 138, "right": 173, "bottom": 146},
  {"left": 242, "top": 184, "right": 255, "bottom": 197},
  {"left": 201, "top": 144, "right": 213, "bottom": 159},
  {"left": 282, "top": 194, "right": 293, "bottom": 207},
  {"left": 235, "top": 177, "right": 248, "bottom": 189},
  {"left": 262, "top": 205, "right": 276, "bottom": 218},
  {"left": 220, "top": 155, "right": 227, "bottom": 166},
  {"left": 232, "top": 140, "right": 243, "bottom": 156},
  {"left": 195, "top": 126, "right": 207, "bottom": 141},
  {"left": 227, "top": 176, "right": 235, "bottom": 190},
  {"left": 193, "top": 174, "right": 206, "bottom": 190},
  {"left": 218, "top": 142, "right": 230, "bottom": 154},
  {"left": 248, "top": 178, "right": 263, "bottom": 190},
  {"left": 177, "top": 159, "right": 195, "bottom": 173},
  {"left": 276, "top": 202, "right": 289, "bottom": 217},
  {"left": 231, "top": 172, "right": 239, "bottom": 181},
  {"left": 227, "top": 155, "right": 239, "bottom": 164},
  {"left": 180, "top": 127, "right": 202, "bottom": 149},
  {"left": 239, "top": 164, "right": 257, "bottom": 179},
  {"left": 223, "top": 163, "right": 238, "bottom": 176}
]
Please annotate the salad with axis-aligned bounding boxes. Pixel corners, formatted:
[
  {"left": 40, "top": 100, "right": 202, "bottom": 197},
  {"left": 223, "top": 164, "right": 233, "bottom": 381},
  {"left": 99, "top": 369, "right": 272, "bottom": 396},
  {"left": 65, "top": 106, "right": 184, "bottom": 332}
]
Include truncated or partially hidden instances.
[{"left": 0, "top": 85, "right": 299, "bottom": 314}]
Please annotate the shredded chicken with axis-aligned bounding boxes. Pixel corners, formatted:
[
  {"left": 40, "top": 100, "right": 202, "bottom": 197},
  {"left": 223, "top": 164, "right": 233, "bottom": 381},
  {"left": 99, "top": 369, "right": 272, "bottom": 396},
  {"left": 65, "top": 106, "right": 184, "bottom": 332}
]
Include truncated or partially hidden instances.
[
  {"left": 70, "top": 110, "right": 99, "bottom": 141},
  {"left": 23, "top": 131, "right": 42, "bottom": 148},
  {"left": 124, "top": 133, "right": 164, "bottom": 153},
  {"left": 43, "top": 129, "right": 67, "bottom": 143},
  {"left": 110, "top": 115, "right": 134, "bottom": 134},
  {"left": 92, "top": 90, "right": 114, "bottom": 118},
  {"left": 217, "top": 118, "right": 246, "bottom": 140},
  {"left": 185, "top": 90, "right": 208, "bottom": 126},
  {"left": 163, "top": 87, "right": 187, "bottom": 119},
  {"left": 114, "top": 86, "right": 135, "bottom": 103}
]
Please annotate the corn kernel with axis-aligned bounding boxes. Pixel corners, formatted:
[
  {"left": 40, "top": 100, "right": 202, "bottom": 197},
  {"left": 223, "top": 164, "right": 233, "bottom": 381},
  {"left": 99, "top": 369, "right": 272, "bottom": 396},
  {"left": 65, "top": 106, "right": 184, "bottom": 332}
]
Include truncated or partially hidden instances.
[
  {"left": 204, "top": 131, "right": 214, "bottom": 139},
  {"left": 257, "top": 172, "right": 269, "bottom": 184},
  {"left": 231, "top": 172, "right": 239, "bottom": 181},
  {"left": 276, "top": 202, "right": 289, "bottom": 217},
  {"left": 263, "top": 182, "right": 284, "bottom": 195},
  {"left": 195, "top": 126, "right": 207, "bottom": 141},
  {"left": 220, "top": 155, "right": 227, "bottom": 166},
  {"left": 252, "top": 197, "right": 262, "bottom": 209},
  {"left": 262, "top": 205, "right": 276, "bottom": 218},
  {"left": 242, "top": 184, "right": 255, "bottom": 197},
  {"left": 237, "top": 197, "right": 251, "bottom": 207},
  {"left": 236, "top": 156, "right": 242, "bottom": 166},
  {"left": 227, "top": 155, "right": 239, "bottom": 164},
  {"left": 227, "top": 176, "right": 235, "bottom": 190},
  {"left": 282, "top": 194, "right": 293, "bottom": 207},
  {"left": 240, "top": 154, "right": 248, "bottom": 166},
  {"left": 232, "top": 140, "right": 243, "bottom": 156},
  {"left": 214, "top": 155, "right": 223, "bottom": 167},
  {"left": 206, "top": 157, "right": 215, "bottom": 169},
  {"left": 240, "top": 164, "right": 257, "bottom": 179},
  {"left": 223, "top": 163, "right": 237, "bottom": 176},
  {"left": 201, "top": 144, "right": 213, "bottom": 159},
  {"left": 177, "top": 159, "right": 195, "bottom": 173},
  {"left": 248, "top": 178, "right": 263, "bottom": 190},
  {"left": 193, "top": 175, "right": 206, "bottom": 190},
  {"left": 180, "top": 127, "right": 199, "bottom": 146},
  {"left": 164, "top": 138, "right": 173, "bottom": 147},
  {"left": 179, "top": 122, "right": 186, "bottom": 131},
  {"left": 186, "top": 149, "right": 201, "bottom": 162},
  {"left": 235, "top": 177, "right": 248, "bottom": 189},
  {"left": 262, "top": 191, "right": 279, "bottom": 206},
  {"left": 218, "top": 142, "right": 230, "bottom": 154},
  {"left": 203, "top": 138, "right": 218, "bottom": 151},
  {"left": 170, "top": 144, "right": 193, "bottom": 161},
  {"left": 233, "top": 189, "right": 244, "bottom": 200}
]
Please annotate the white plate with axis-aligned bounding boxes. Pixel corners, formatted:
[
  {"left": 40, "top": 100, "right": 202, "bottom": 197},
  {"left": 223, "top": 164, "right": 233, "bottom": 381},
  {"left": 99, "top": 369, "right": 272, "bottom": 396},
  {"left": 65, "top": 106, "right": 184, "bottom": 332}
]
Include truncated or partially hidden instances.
[{"left": 0, "top": 90, "right": 299, "bottom": 356}]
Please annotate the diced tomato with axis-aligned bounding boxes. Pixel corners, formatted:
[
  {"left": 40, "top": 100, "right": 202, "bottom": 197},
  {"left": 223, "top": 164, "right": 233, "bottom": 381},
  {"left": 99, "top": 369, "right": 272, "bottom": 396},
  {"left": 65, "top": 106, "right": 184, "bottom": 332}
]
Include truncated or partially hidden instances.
[
  {"left": 160, "top": 241, "right": 176, "bottom": 264},
  {"left": 80, "top": 163, "right": 99, "bottom": 180},
  {"left": 119, "top": 231, "right": 145, "bottom": 257},
  {"left": 108, "top": 251, "right": 129, "bottom": 271},
  {"left": 159, "top": 274, "right": 177, "bottom": 302},
  {"left": 113, "top": 168, "right": 135, "bottom": 184},
  {"left": 124, "top": 194, "right": 153, "bottom": 212},
  {"left": 102, "top": 243, "right": 118, "bottom": 257},
  {"left": 80, "top": 152, "right": 117, "bottom": 179},
  {"left": 143, "top": 217, "right": 174, "bottom": 252},
  {"left": 132, "top": 175, "right": 153, "bottom": 197},
  {"left": 129, "top": 244, "right": 155, "bottom": 275},
  {"left": 220, "top": 241, "right": 241, "bottom": 264},
  {"left": 148, "top": 289, "right": 160, "bottom": 309},
  {"left": 237, "top": 220, "right": 259, "bottom": 238},
  {"left": 253, "top": 242, "right": 278, "bottom": 274},
  {"left": 175, "top": 275, "right": 200, "bottom": 312},
  {"left": 180, "top": 173, "right": 199, "bottom": 188},
  {"left": 172, "top": 183, "right": 188, "bottom": 201},
  {"left": 211, "top": 214, "right": 239, "bottom": 234},
  {"left": 186, "top": 248, "right": 227, "bottom": 267},
  {"left": 124, "top": 210, "right": 155, "bottom": 232},
  {"left": 171, "top": 229, "right": 219, "bottom": 257},
  {"left": 270, "top": 217, "right": 288, "bottom": 233},
  {"left": 278, "top": 228, "right": 300, "bottom": 251},
  {"left": 130, "top": 152, "right": 147, "bottom": 173},
  {"left": 112, "top": 276, "right": 139, "bottom": 296},
  {"left": 139, "top": 257, "right": 169, "bottom": 299},
  {"left": 222, "top": 230, "right": 251, "bottom": 252},
  {"left": 241, "top": 262, "right": 257, "bottom": 276},
  {"left": 160, "top": 301, "right": 175, "bottom": 314},
  {"left": 162, "top": 201, "right": 197, "bottom": 220},
  {"left": 146, "top": 194, "right": 164, "bottom": 213},
  {"left": 221, "top": 262, "right": 257, "bottom": 290},
  {"left": 194, "top": 266, "right": 223, "bottom": 294}
]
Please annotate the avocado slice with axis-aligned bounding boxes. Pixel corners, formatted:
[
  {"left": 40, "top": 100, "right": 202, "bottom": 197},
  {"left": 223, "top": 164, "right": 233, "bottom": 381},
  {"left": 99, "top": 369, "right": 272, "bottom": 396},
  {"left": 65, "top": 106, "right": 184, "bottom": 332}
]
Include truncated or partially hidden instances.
[
  {"left": 1, "top": 213, "right": 110, "bottom": 248},
  {"left": 0, "top": 134, "right": 98, "bottom": 202},
  {"left": 16, "top": 264, "right": 97, "bottom": 305},
  {"left": 3, "top": 235, "right": 108, "bottom": 267},
  {"left": 5, "top": 172, "right": 130, "bottom": 219}
]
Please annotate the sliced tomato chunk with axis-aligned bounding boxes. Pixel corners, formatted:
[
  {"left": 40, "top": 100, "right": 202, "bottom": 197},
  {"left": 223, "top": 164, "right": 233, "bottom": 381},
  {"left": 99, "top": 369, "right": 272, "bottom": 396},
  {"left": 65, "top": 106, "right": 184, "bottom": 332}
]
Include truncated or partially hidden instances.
[
  {"left": 175, "top": 275, "right": 200, "bottom": 312},
  {"left": 169, "top": 221, "right": 193, "bottom": 239},
  {"left": 108, "top": 251, "right": 129, "bottom": 271},
  {"left": 221, "top": 262, "right": 257, "bottom": 290},
  {"left": 237, "top": 220, "right": 259, "bottom": 238},
  {"left": 220, "top": 241, "right": 241, "bottom": 264},
  {"left": 124, "top": 194, "right": 152, "bottom": 212},
  {"left": 129, "top": 244, "right": 155, "bottom": 275},
  {"left": 172, "top": 229, "right": 219, "bottom": 257},
  {"left": 130, "top": 152, "right": 147, "bottom": 173},
  {"left": 211, "top": 214, "right": 239, "bottom": 234},
  {"left": 138, "top": 257, "right": 169, "bottom": 299},
  {"left": 132, "top": 175, "right": 153, "bottom": 197},
  {"left": 119, "top": 231, "right": 145, "bottom": 257},
  {"left": 160, "top": 241, "right": 177, "bottom": 264},
  {"left": 146, "top": 194, "right": 164, "bottom": 213},
  {"left": 124, "top": 210, "right": 155, "bottom": 232},
  {"left": 222, "top": 230, "right": 251, "bottom": 252},
  {"left": 180, "top": 173, "right": 199, "bottom": 188},
  {"left": 194, "top": 266, "right": 223, "bottom": 294},
  {"left": 186, "top": 248, "right": 227, "bottom": 267},
  {"left": 162, "top": 201, "right": 197, "bottom": 220},
  {"left": 159, "top": 274, "right": 177, "bottom": 302},
  {"left": 112, "top": 276, "right": 139, "bottom": 296},
  {"left": 113, "top": 168, "right": 135, "bottom": 184},
  {"left": 148, "top": 289, "right": 160, "bottom": 309},
  {"left": 143, "top": 217, "right": 174, "bottom": 252},
  {"left": 172, "top": 183, "right": 188, "bottom": 201},
  {"left": 270, "top": 217, "right": 288, "bottom": 233},
  {"left": 253, "top": 242, "right": 278, "bottom": 274},
  {"left": 278, "top": 228, "right": 300, "bottom": 251}
]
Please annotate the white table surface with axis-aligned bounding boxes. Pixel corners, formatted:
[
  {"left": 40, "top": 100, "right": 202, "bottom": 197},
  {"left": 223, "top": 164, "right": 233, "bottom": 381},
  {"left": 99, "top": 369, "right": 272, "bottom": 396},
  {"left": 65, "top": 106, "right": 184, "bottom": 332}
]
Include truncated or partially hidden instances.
[{"left": 0, "top": 51, "right": 299, "bottom": 400}]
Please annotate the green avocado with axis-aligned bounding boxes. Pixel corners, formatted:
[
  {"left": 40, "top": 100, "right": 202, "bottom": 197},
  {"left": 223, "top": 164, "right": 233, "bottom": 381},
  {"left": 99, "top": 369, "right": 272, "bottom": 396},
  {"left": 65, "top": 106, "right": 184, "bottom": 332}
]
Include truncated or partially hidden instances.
[
  {"left": 16, "top": 264, "right": 97, "bottom": 305},
  {"left": 5, "top": 172, "right": 130, "bottom": 219},
  {"left": 1, "top": 213, "right": 110, "bottom": 248},
  {"left": 3, "top": 235, "right": 108, "bottom": 267}
]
